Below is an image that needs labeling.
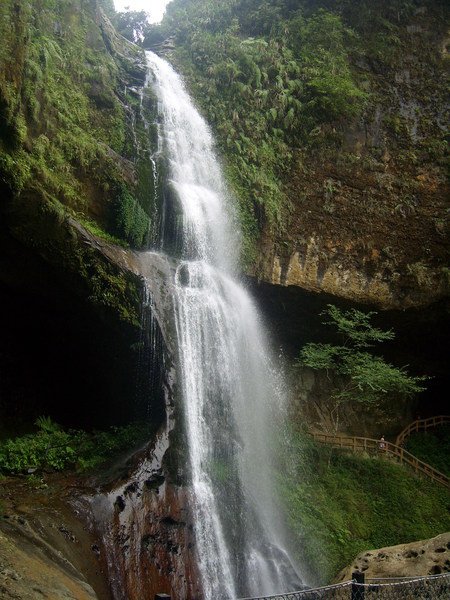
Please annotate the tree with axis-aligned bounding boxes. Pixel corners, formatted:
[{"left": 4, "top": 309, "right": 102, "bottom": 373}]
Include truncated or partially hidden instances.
[
  {"left": 298, "top": 305, "right": 427, "bottom": 425},
  {"left": 115, "top": 11, "right": 150, "bottom": 43}
]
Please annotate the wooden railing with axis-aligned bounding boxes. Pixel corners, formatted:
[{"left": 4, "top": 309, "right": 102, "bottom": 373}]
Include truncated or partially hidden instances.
[
  {"left": 311, "top": 432, "right": 449, "bottom": 488},
  {"left": 395, "top": 415, "right": 450, "bottom": 447}
]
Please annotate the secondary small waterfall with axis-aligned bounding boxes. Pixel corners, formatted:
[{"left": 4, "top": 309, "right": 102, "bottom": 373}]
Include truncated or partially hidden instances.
[{"left": 143, "top": 51, "right": 301, "bottom": 598}]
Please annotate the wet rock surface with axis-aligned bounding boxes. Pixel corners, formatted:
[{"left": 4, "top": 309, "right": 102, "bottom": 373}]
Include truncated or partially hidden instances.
[
  {"left": 0, "top": 477, "right": 110, "bottom": 600},
  {"left": 92, "top": 479, "right": 200, "bottom": 600},
  {"left": 0, "top": 429, "right": 201, "bottom": 600},
  {"left": 82, "top": 365, "right": 202, "bottom": 600},
  {"left": 0, "top": 527, "right": 97, "bottom": 599}
]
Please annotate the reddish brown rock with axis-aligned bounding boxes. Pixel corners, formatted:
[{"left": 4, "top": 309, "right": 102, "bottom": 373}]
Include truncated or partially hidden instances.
[{"left": 84, "top": 431, "right": 202, "bottom": 600}]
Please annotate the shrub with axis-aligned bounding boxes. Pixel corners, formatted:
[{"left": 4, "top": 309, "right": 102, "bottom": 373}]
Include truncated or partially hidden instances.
[
  {"left": 114, "top": 186, "right": 150, "bottom": 248},
  {"left": 0, "top": 417, "right": 153, "bottom": 474}
]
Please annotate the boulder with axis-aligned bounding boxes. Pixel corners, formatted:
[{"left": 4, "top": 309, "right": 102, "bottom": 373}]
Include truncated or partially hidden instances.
[{"left": 335, "top": 532, "right": 450, "bottom": 582}]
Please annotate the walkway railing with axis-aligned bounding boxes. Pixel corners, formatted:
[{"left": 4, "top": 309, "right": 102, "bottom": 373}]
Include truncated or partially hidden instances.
[
  {"left": 311, "top": 432, "right": 449, "bottom": 488},
  {"left": 237, "top": 580, "right": 353, "bottom": 599},
  {"left": 236, "top": 572, "right": 450, "bottom": 600},
  {"left": 395, "top": 415, "right": 450, "bottom": 447}
]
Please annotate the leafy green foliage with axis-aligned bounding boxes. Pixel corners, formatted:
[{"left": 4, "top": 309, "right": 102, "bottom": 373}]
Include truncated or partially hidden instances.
[
  {"left": 405, "top": 426, "right": 450, "bottom": 477},
  {"left": 34, "top": 415, "right": 60, "bottom": 434},
  {"left": 0, "top": 0, "right": 151, "bottom": 249},
  {"left": 298, "top": 305, "right": 427, "bottom": 405},
  {"left": 114, "top": 186, "right": 150, "bottom": 248},
  {"left": 13, "top": 8, "right": 122, "bottom": 206},
  {"left": 78, "top": 216, "right": 129, "bottom": 248},
  {"left": 0, "top": 151, "right": 32, "bottom": 193},
  {"left": 323, "top": 304, "right": 395, "bottom": 348},
  {"left": 0, "top": 417, "right": 152, "bottom": 475},
  {"left": 145, "top": 0, "right": 368, "bottom": 265},
  {"left": 278, "top": 429, "right": 450, "bottom": 584},
  {"left": 174, "top": 29, "right": 298, "bottom": 238},
  {"left": 288, "top": 10, "right": 367, "bottom": 123}
]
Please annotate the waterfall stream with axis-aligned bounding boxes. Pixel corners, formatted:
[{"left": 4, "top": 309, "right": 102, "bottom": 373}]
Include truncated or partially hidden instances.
[{"left": 143, "top": 51, "right": 301, "bottom": 599}]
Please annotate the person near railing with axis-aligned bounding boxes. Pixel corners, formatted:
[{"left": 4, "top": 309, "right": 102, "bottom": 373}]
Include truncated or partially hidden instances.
[{"left": 378, "top": 435, "right": 386, "bottom": 452}]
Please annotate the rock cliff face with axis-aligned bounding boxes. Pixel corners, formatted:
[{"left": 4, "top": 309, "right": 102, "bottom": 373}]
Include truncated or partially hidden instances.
[
  {"left": 0, "top": 0, "right": 158, "bottom": 431},
  {"left": 0, "top": 444, "right": 200, "bottom": 600},
  {"left": 0, "top": 3, "right": 201, "bottom": 596},
  {"left": 86, "top": 433, "right": 201, "bottom": 600},
  {"left": 288, "top": 366, "right": 415, "bottom": 438},
  {"left": 0, "top": 241, "right": 200, "bottom": 598},
  {"left": 255, "top": 1, "right": 449, "bottom": 309},
  {"left": 0, "top": 521, "right": 99, "bottom": 600},
  {"left": 159, "top": 0, "right": 449, "bottom": 310},
  {"left": 0, "top": 0, "right": 156, "bottom": 329},
  {"left": 250, "top": 280, "right": 450, "bottom": 437}
]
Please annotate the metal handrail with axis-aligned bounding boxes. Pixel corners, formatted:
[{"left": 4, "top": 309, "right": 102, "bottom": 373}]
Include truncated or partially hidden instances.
[
  {"left": 311, "top": 432, "right": 449, "bottom": 488},
  {"left": 237, "top": 580, "right": 353, "bottom": 599},
  {"left": 395, "top": 415, "right": 450, "bottom": 447},
  {"left": 236, "top": 572, "right": 450, "bottom": 600}
]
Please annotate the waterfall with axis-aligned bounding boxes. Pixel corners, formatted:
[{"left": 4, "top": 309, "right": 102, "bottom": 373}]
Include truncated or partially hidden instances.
[{"left": 143, "top": 51, "right": 301, "bottom": 599}]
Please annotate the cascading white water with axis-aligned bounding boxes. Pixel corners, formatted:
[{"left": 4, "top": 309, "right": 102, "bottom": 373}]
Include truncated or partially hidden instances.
[{"left": 144, "top": 51, "right": 301, "bottom": 599}]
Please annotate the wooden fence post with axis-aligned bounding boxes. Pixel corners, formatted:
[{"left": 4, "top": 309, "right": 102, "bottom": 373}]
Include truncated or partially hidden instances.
[{"left": 351, "top": 571, "right": 364, "bottom": 600}]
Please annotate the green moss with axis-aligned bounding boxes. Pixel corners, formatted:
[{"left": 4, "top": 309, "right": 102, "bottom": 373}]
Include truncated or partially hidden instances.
[
  {"left": 278, "top": 430, "right": 450, "bottom": 585},
  {"left": 85, "top": 257, "right": 141, "bottom": 326},
  {"left": 78, "top": 215, "right": 129, "bottom": 248},
  {"left": 0, "top": 150, "right": 32, "bottom": 193},
  {"left": 6, "top": 185, "right": 142, "bottom": 327}
]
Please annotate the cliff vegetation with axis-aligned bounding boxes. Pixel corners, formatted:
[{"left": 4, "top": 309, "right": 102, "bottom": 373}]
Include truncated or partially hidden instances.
[
  {"left": 0, "top": 0, "right": 159, "bottom": 326},
  {"left": 279, "top": 430, "right": 450, "bottom": 585},
  {"left": 146, "top": 0, "right": 449, "bottom": 306}
]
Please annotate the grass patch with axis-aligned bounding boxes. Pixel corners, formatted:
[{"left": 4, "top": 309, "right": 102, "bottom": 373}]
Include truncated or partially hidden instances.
[
  {"left": 278, "top": 429, "right": 450, "bottom": 585},
  {"left": 405, "top": 426, "right": 450, "bottom": 477}
]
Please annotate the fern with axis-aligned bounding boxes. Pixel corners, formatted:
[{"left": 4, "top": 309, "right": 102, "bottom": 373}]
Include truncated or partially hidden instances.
[{"left": 35, "top": 415, "right": 60, "bottom": 434}]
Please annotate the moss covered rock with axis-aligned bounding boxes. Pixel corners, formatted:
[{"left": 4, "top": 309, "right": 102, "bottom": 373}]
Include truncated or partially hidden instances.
[{"left": 0, "top": 0, "right": 160, "bottom": 325}]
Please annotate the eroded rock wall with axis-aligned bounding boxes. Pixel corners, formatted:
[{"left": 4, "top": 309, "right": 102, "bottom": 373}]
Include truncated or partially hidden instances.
[{"left": 253, "top": 1, "right": 450, "bottom": 309}]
